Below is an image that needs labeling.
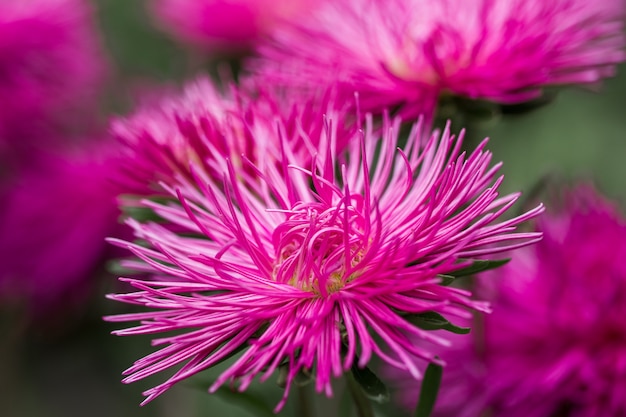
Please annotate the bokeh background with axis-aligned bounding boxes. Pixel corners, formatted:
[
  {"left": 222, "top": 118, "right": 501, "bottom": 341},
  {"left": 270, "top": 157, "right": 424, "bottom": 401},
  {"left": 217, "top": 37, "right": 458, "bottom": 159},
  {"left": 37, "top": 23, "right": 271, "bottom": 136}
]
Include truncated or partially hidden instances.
[{"left": 1, "top": 1, "right": 625, "bottom": 416}]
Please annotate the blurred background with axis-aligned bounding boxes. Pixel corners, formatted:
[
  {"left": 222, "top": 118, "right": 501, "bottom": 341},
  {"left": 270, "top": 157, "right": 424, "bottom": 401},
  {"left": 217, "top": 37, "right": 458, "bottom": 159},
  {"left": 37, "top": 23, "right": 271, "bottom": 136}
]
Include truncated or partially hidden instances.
[{"left": 0, "top": 0, "right": 625, "bottom": 416}]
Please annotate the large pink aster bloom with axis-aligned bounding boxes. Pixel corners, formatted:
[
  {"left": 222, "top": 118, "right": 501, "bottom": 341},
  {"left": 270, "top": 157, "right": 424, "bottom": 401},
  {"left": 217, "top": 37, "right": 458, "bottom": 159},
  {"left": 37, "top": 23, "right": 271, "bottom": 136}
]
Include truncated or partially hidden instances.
[
  {"left": 106, "top": 108, "right": 543, "bottom": 409},
  {"left": 393, "top": 186, "right": 626, "bottom": 417},
  {"left": 0, "top": 143, "right": 124, "bottom": 317},
  {"left": 149, "top": 0, "right": 317, "bottom": 52},
  {"left": 255, "top": 0, "right": 626, "bottom": 118},
  {"left": 0, "top": 0, "right": 107, "bottom": 147}
]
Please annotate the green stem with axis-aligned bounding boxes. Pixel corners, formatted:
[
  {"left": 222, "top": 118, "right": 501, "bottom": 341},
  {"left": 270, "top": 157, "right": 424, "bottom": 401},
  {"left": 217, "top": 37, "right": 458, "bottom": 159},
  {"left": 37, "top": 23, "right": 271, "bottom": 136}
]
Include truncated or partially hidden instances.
[
  {"left": 346, "top": 373, "right": 375, "bottom": 417},
  {"left": 297, "top": 384, "right": 315, "bottom": 417},
  {"left": 0, "top": 308, "right": 28, "bottom": 417}
]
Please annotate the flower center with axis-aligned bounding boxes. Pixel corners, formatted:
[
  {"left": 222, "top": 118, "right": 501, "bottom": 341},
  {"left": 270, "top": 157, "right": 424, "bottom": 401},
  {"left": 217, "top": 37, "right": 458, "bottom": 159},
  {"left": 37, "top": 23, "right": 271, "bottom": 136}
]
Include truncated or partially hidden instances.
[
  {"left": 271, "top": 201, "right": 367, "bottom": 295},
  {"left": 384, "top": 26, "right": 471, "bottom": 87}
]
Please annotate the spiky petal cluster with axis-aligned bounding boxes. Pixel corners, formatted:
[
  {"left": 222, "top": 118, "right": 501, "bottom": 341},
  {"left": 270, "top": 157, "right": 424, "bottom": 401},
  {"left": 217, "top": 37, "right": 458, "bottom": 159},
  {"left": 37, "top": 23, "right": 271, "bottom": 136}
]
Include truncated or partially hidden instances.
[
  {"left": 149, "top": 0, "right": 318, "bottom": 52},
  {"left": 394, "top": 186, "right": 626, "bottom": 417},
  {"left": 111, "top": 78, "right": 245, "bottom": 195},
  {"left": 254, "top": 0, "right": 625, "bottom": 118},
  {"left": 0, "top": 0, "right": 107, "bottom": 146},
  {"left": 112, "top": 77, "right": 351, "bottom": 197},
  {"left": 107, "top": 106, "right": 542, "bottom": 410}
]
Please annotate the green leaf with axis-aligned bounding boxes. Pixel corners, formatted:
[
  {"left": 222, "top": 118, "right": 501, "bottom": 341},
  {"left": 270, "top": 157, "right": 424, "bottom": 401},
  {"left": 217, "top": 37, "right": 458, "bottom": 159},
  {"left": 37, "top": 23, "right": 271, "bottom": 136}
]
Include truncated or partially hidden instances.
[
  {"left": 450, "top": 259, "right": 510, "bottom": 277},
  {"left": 350, "top": 359, "right": 390, "bottom": 403},
  {"left": 415, "top": 362, "right": 443, "bottom": 417},
  {"left": 405, "top": 312, "right": 471, "bottom": 335},
  {"left": 346, "top": 371, "right": 376, "bottom": 417},
  {"left": 437, "top": 274, "right": 455, "bottom": 286},
  {"left": 120, "top": 205, "right": 164, "bottom": 222},
  {"left": 453, "top": 96, "right": 501, "bottom": 125},
  {"left": 499, "top": 87, "right": 560, "bottom": 115},
  {"left": 339, "top": 380, "right": 354, "bottom": 417}
]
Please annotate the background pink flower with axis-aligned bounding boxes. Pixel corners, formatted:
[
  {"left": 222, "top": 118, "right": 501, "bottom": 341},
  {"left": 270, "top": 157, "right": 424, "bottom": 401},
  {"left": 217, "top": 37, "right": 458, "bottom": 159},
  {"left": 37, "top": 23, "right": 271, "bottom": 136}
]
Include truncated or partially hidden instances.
[
  {"left": 149, "top": 0, "right": 318, "bottom": 52},
  {"left": 254, "top": 0, "right": 625, "bottom": 118},
  {"left": 392, "top": 186, "right": 626, "bottom": 417},
  {"left": 111, "top": 76, "right": 352, "bottom": 196},
  {"left": 0, "top": 0, "right": 108, "bottom": 151},
  {"left": 0, "top": 142, "right": 124, "bottom": 319}
]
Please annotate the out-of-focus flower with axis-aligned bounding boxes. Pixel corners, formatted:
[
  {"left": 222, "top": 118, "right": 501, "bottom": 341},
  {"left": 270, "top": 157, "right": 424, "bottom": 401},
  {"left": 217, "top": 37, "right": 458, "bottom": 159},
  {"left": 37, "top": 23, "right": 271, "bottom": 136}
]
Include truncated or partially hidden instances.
[
  {"left": 149, "top": 0, "right": 317, "bottom": 53},
  {"left": 111, "top": 76, "right": 351, "bottom": 196},
  {"left": 0, "top": 142, "right": 124, "bottom": 318},
  {"left": 254, "top": 0, "right": 626, "bottom": 118},
  {"left": 111, "top": 78, "right": 241, "bottom": 195},
  {"left": 106, "top": 105, "right": 543, "bottom": 409},
  {"left": 393, "top": 186, "right": 626, "bottom": 417},
  {"left": 0, "top": 0, "right": 108, "bottom": 148}
]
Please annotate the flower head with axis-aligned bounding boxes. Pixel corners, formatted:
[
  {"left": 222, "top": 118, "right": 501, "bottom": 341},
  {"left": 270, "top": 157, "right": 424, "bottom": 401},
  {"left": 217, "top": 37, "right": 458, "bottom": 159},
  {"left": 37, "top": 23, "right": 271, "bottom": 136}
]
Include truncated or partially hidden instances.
[
  {"left": 392, "top": 186, "right": 626, "bottom": 417},
  {"left": 254, "top": 0, "right": 625, "bottom": 118},
  {"left": 0, "top": 0, "right": 107, "bottom": 146},
  {"left": 107, "top": 107, "right": 543, "bottom": 410},
  {"left": 149, "top": 0, "right": 318, "bottom": 53}
]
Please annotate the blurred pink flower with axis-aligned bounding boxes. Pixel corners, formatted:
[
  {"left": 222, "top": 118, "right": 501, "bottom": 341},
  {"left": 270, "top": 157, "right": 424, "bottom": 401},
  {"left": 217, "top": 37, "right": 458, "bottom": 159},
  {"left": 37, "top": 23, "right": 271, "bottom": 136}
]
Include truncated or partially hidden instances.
[
  {"left": 111, "top": 78, "right": 241, "bottom": 195},
  {"left": 0, "top": 0, "right": 108, "bottom": 148},
  {"left": 111, "top": 76, "right": 351, "bottom": 196},
  {"left": 393, "top": 186, "right": 626, "bottom": 417},
  {"left": 106, "top": 106, "right": 542, "bottom": 409},
  {"left": 0, "top": 142, "right": 124, "bottom": 317},
  {"left": 149, "top": 0, "right": 317, "bottom": 52},
  {"left": 254, "top": 0, "right": 625, "bottom": 118}
]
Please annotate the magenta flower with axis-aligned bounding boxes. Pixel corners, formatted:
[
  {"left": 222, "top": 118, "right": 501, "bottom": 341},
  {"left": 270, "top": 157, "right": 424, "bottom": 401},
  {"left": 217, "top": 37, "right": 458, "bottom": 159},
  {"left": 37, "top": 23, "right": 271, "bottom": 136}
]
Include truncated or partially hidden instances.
[
  {"left": 149, "top": 0, "right": 318, "bottom": 53},
  {"left": 0, "top": 142, "right": 124, "bottom": 318},
  {"left": 111, "top": 78, "right": 241, "bottom": 195},
  {"left": 254, "top": 0, "right": 625, "bottom": 118},
  {"left": 0, "top": 0, "right": 107, "bottom": 148},
  {"left": 393, "top": 186, "right": 626, "bottom": 417},
  {"left": 112, "top": 76, "right": 351, "bottom": 196},
  {"left": 106, "top": 107, "right": 543, "bottom": 409}
]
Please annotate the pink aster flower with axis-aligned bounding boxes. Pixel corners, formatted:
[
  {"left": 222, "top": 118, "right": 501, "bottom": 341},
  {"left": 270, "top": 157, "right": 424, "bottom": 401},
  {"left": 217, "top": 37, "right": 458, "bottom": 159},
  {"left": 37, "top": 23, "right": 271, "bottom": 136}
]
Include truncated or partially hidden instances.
[
  {"left": 0, "top": 142, "right": 124, "bottom": 318},
  {"left": 392, "top": 186, "right": 626, "bottom": 417},
  {"left": 149, "top": 0, "right": 318, "bottom": 53},
  {"left": 254, "top": 0, "right": 626, "bottom": 118},
  {"left": 111, "top": 78, "right": 241, "bottom": 195},
  {"left": 106, "top": 107, "right": 543, "bottom": 410},
  {"left": 112, "top": 76, "right": 351, "bottom": 196},
  {"left": 0, "top": 0, "right": 107, "bottom": 147}
]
